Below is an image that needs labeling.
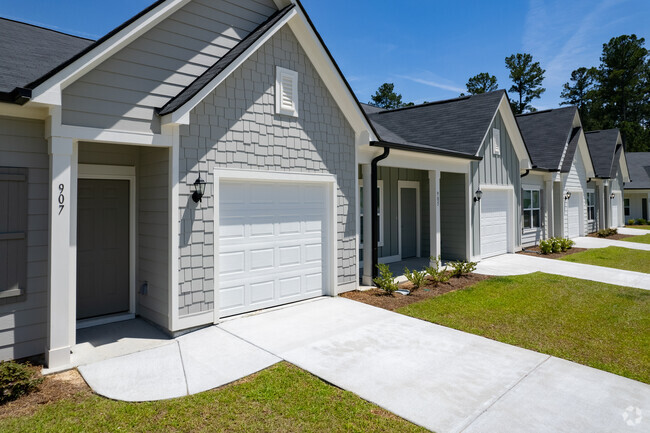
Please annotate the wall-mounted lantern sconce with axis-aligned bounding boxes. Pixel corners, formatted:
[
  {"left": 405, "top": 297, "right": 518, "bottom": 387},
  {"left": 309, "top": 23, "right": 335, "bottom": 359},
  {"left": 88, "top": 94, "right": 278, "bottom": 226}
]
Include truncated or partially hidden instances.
[
  {"left": 192, "top": 175, "right": 207, "bottom": 203},
  {"left": 564, "top": 191, "right": 572, "bottom": 200},
  {"left": 474, "top": 189, "right": 483, "bottom": 202},
  {"left": 610, "top": 192, "right": 616, "bottom": 199}
]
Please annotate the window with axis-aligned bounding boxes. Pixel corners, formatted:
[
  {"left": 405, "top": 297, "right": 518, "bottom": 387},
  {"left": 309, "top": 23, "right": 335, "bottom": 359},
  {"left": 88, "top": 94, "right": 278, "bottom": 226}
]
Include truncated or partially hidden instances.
[
  {"left": 587, "top": 191, "right": 596, "bottom": 221},
  {"left": 522, "top": 188, "right": 541, "bottom": 230},
  {"left": 492, "top": 128, "right": 501, "bottom": 155},
  {"left": 359, "top": 180, "right": 383, "bottom": 247},
  {"left": 276, "top": 66, "right": 299, "bottom": 117},
  {"left": 0, "top": 168, "right": 27, "bottom": 299},
  {"left": 624, "top": 198, "right": 630, "bottom": 216}
]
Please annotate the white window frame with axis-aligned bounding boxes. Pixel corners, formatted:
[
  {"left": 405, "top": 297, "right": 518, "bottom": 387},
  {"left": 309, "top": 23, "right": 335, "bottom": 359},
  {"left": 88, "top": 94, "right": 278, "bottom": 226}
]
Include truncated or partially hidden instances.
[
  {"left": 276, "top": 66, "right": 299, "bottom": 117},
  {"left": 359, "top": 179, "right": 383, "bottom": 248},
  {"left": 586, "top": 190, "right": 596, "bottom": 222},
  {"left": 522, "top": 187, "right": 541, "bottom": 231},
  {"left": 492, "top": 127, "right": 501, "bottom": 155}
]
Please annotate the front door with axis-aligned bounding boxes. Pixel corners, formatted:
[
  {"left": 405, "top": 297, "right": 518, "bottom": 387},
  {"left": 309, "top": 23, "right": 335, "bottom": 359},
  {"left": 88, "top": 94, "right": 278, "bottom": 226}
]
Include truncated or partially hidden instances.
[
  {"left": 77, "top": 179, "right": 130, "bottom": 320},
  {"left": 400, "top": 188, "right": 417, "bottom": 259}
]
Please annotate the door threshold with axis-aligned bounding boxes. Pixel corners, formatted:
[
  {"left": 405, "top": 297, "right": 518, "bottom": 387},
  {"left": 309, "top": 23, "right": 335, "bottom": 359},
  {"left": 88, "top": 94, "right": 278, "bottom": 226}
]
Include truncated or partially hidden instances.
[{"left": 77, "top": 312, "right": 135, "bottom": 330}]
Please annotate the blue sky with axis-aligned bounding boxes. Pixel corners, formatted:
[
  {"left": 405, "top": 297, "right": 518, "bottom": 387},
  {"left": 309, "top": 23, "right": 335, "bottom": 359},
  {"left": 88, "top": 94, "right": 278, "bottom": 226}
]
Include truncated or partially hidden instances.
[{"left": 2, "top": 0, "right": 648, "bottom": 109}]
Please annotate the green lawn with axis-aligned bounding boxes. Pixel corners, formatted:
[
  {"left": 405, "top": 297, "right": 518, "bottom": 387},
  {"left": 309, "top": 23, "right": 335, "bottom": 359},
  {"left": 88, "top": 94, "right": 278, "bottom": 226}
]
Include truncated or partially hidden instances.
[
  {"left": 398, "top": 272, "right": 650, "bottom": 383},
  {"left": 622, "top": 233, "right": 650, "bottom": 244},
  {"left": 626, "top": 225, "right": 650, "bottom": 230},
  {"left": 0, "top": 363, "right": 427, "bottom": 433},
  {"left": 560, "top": 246, "right": 650, "bottom": 273}
]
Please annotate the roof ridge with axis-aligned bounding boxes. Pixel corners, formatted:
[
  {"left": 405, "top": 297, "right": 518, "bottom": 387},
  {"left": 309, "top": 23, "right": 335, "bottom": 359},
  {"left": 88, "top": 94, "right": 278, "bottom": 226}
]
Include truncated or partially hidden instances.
[
  {"left": 0, "top": 17, "right": 96, "bottom": 41},
  {"left": 376, "top": 90, "right": 505, "bottom": 115},
  {"left": 516, "top": 106, "right": 576, "bottom": 118}
]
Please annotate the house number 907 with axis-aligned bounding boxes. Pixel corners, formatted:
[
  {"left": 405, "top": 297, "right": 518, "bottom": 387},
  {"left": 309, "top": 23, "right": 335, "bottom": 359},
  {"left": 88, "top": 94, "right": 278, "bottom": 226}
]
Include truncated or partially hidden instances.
[{"left": 58, "top": 184, "right": 65, "bottom": 215}]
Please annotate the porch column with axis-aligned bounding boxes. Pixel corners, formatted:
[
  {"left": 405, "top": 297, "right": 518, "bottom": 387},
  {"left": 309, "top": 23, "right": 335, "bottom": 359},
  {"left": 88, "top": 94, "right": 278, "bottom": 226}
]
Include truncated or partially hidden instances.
[
  {"left": 545, "top": 180, "right": 554, "bottom": 237},
  {"left": 598, "top": 182, "right": 607, "bottom": 230},
  {"left": 47, "top": 137, "right": 75, "bottom": 368},
  {"left": 428, "top": 170, "right": 441, "bottom": 263},
  {"left": 361, "top": 164, "right": 373, "bottom": 285}
]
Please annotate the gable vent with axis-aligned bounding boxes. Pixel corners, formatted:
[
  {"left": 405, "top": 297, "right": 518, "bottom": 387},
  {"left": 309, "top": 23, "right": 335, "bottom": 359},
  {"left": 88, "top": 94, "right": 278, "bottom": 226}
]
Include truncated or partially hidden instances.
[{"left": 276, "top": 66, "right": 299, "bottom": 117}]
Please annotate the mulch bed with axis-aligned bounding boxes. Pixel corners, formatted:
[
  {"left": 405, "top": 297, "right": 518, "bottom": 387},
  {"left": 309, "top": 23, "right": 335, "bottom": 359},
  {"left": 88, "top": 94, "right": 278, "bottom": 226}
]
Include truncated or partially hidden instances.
[
  {"left": 0, "top": 367, "right": 91, "bottom": 420},
  {"left": 517, "top": 246, "right": 587, "bottom": 259},
  {"left": 586, "top": 233, "right": 635, "bottom": 240},
  {"left": 340, "top": 273, "right": 491, "bottom": 311}
]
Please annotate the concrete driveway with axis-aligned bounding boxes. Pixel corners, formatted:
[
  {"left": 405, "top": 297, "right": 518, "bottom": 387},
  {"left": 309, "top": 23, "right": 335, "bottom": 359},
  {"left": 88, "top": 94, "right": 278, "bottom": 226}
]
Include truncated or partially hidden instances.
[
  {"left": 220, "top": 297, "right": 650, "bottom": 433},
  {"left": 573, "top": 236, "right": 650, "bottom": 251},
  {"left": 475, "top": 253, "right": 650, "bottom": 290}
]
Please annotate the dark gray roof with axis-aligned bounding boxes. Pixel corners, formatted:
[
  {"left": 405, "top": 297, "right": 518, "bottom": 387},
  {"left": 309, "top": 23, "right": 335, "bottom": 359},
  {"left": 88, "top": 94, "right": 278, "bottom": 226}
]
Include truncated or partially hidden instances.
[
  {"left": 364, "top": 90, "right": 506, "bottom": 157},
  {"left": 516, "top": 106, "right": 578, "bottom": 171},
  {"left": 158, "top": 5, "right": 294, "bottom": 116},
  {"left": 585, "top": 129, "right": 620, "bottom": 178},
  {"left": 560, "top": 127, "right": 583, "bottom": 173},
  {"left": 625, "top": 152, "right": 650, "bottom": 189},
  {"left": 360, "top": 103, "right": 386, "bottom": 114},
  {"left": 0, "top": 18, "right": 94, "bottom": 99}
]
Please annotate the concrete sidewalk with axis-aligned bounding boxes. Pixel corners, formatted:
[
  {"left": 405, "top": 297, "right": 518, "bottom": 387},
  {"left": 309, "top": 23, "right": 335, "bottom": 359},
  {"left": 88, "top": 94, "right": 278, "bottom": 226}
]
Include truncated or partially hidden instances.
[
  {"left": 475, "top": 253, "right": 650, "bottom": 290},
  {"left": 573, "top": 236, "right": 650, "bottom": 251},
  {"left": 618, "top": 227, "right": 650, "bottom": 236}
]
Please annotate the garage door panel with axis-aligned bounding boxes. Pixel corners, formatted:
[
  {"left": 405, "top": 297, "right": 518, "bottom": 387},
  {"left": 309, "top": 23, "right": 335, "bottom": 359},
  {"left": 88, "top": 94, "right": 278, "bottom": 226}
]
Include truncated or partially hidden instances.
[
  {"left": 567, "top": 195, "right": 580, "bottom": 238},
  {"left": 480, "top": 190, "right": 509, "bottom": 258},
  {"left": 218, "top": 181, "right": 329, "bottom": 317}
]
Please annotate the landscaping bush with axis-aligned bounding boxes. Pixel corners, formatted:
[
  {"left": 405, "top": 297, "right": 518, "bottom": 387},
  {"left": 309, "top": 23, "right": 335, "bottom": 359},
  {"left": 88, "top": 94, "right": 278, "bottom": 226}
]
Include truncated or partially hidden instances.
[
  {"left": 629, "top": 219, "right": 637, "bottom": 226},
  {"left": 425, "top": 256, "right": 450, "bottom": 283},
  {"left": 551, "top": 237, "right": 563, "bottom": 253},
  {"left": 0, "top": 361, "right": 43, "bottom": 405},
  {"left": 403, "top": 267, "right": 427, "bottom": 289},
  {"left": 539, "top": 237, "right": 575, "bottom": 254},
  {"left": 449, "top": 260, "right": 477, "bottom": 277},
  {"left": 636, "top": 218, "right": 648, "bottom": 226},
  {"left": 598, "top": 228, "right": 618, "bottom": 238},
  {"left": 373, "top": 263, "right": 398, "bottom": 295},
  {"left": 559, "top": 237, "right": 575, "bottom": 252},
  {"left": 539, "top": 238, "right": 553, "bottom": 254}
]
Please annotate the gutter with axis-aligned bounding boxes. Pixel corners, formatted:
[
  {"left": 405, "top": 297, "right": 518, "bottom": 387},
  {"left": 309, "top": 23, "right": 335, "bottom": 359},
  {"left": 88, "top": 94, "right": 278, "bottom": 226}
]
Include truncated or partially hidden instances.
[
  {"left": 370, "top": 140, "right": 482, "bottom": 161},
  {"left": 371, "top": 147, "right": 390, "bottom": 279},
  {"left": 0, "top": 87, "right": 31, "bottom": 105}
]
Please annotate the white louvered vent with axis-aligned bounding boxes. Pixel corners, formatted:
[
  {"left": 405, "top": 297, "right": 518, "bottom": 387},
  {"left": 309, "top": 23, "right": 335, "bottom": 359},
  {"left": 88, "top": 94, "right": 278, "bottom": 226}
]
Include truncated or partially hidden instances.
[
  {"left": 276, "top": 66, "right": 299, "bottom": 117},
  {"left": 493, "top": 127, "right": 501, "bottom": 155}
]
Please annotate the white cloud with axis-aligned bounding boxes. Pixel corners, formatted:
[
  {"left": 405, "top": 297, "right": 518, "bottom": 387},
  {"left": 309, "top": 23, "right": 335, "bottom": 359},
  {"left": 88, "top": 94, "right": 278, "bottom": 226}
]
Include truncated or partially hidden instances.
[{"left": 398, "top": 75, "right": 464, "bottom": 94}]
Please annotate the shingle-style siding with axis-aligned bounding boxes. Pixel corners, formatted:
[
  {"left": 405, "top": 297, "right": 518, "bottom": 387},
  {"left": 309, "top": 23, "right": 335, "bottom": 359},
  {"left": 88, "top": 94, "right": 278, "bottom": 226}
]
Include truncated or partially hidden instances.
[
  {"left": 177, "top": 26, "right": 356, "bottom": 317},
  {"left": 440, "top": 172, "right": 467, "bottom": 260},
  {"left": 62, "top": 0, "right": 278, "bottom": 134},
  {"left": 471, "top": 112, "right": 522, "bottom": 256},
  {"left": 563, "top": 145, "right": 588, "bottom": 236},
  {"left": 137, "top": 147, "right": 169, "bottom": 328},
  {"left": 0, "top": 116, "right": 49, "bottom": 361}
]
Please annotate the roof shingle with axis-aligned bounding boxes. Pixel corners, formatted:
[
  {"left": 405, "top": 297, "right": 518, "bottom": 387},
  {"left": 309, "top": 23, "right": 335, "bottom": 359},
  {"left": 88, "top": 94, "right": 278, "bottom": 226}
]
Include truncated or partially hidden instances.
[
  {"left": 585, "top": 129, "right": 620, "bottom": 178},
  {"left": 625, "top": 152, "right": 650, "bottom": 189}
]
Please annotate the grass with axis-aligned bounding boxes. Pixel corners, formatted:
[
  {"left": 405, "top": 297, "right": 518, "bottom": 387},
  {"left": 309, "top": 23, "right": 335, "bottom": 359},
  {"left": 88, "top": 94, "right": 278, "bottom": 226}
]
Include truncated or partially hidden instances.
[
  {"left": 626, "top": 225, "right": 650, "bottom": 230},
  {"left": 622, "top": 233, "right": 650, "bottom": 244},
  {"left": 559, "top": 246, "right": 650, "bottom": 273},
  {"left": 398, "top": 272, "right": 650, "bottom": 383},
  {"left": 0, "top": 363, "right": 427, "bottom": 433}
]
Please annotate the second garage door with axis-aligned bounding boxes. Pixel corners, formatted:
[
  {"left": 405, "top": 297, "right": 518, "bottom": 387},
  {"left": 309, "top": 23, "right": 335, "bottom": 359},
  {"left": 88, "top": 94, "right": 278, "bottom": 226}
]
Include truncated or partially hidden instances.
[
  {"left": 567, "top": 194, "right": 581, "bottom": 238},
  {"left": 480, "top": 190, "right": 510, "bottom": 258},
  {"left": 218, "top": 181, "right": 329, "bottom": 318}
]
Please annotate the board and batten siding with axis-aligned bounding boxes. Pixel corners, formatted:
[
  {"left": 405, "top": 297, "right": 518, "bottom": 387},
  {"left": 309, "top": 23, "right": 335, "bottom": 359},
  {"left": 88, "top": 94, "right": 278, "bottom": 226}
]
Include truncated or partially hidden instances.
[
  {"left": 0, "top": 116, "right": 49, "bottom": 362},
  {"left": 521, "top": 173, "right": 547, "bottom": 246},
  {"left": 562, "top": 145, "right": 589, "bottom": 236},
  {"left": 176, "top": 26, "right": 356, "bottom": 317},
  {"left": 586, "top": 184, "right": 599, "bottom": 234},
  {"left": 470, "top": 111, "right": 522, "bottom": 257},
  {"left": 440, "top": 172, "right": 467, "bottom": 260},
  {"left": 62, "top": 0, "right": 278, "bottom": 134}
]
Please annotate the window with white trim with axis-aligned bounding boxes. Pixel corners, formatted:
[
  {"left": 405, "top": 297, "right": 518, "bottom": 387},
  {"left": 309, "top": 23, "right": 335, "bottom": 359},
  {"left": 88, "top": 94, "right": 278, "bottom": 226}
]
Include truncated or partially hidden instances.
[
  {"left": 359, "top": 180, "right": 383, "bottom": 247},
  {"left": 587, "top": 191, "right": 596, "bottom": 221},
  {"left": 276, "top": 66, "right": 299, "bottom": 117},
  {"left": 522, "top": 188, "right": 541, "bottom": 229},
  {"left": 624, "top": 198, "right": 630, "bottom": 216},
  {"left": 492, "top": 128, "right": 501, "bottom": 155},
  {"left": 0, "top": 168, "right": 27, "bottom": 300}
]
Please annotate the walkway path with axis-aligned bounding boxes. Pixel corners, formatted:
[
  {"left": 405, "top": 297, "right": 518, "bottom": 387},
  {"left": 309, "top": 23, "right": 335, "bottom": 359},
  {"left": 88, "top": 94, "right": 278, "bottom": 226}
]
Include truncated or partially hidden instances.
[{"left": 573, "top": 236, "right": 650, "bottom": 251}]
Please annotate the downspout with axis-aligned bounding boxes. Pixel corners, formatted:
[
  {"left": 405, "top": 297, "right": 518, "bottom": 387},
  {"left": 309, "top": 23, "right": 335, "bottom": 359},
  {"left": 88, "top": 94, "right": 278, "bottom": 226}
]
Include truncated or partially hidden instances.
[
  {"left": 520, "top": 169, "right": 530, "bottom": 178},
  {"left": 371, "top": 147, "right": 390, "bottom": 279}
]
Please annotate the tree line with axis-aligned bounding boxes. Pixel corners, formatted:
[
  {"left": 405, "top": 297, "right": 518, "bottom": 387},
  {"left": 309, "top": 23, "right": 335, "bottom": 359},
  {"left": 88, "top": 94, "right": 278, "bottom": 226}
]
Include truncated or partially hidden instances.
[{"left": 369, "top": 34, "right": 649, "bottom": 152}]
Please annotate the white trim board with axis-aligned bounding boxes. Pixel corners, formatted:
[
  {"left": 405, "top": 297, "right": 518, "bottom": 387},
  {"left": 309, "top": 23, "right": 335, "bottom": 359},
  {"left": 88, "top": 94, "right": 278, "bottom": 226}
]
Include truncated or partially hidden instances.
[{"left": 397, "top": 180, "right": 421, "bottom": 259}]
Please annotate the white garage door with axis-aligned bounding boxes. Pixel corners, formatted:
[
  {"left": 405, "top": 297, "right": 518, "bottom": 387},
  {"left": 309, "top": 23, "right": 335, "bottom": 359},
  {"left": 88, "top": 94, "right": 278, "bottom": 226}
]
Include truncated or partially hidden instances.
[
  {"left": 611, "top": 194, "right": 621, "bottom": 227},
  {"left": 567, "top": 195, "right": 581, "bottom": 238},
  {"left": 218, "top": 181, "right": 329, "bottom": 317},
  {"left": 480, "top": 190, "right": 509, "bottom": 258}
]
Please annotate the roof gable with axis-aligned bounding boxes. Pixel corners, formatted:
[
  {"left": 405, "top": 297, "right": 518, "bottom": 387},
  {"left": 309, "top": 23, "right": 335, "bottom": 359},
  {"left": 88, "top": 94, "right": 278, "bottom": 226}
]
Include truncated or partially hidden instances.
[{"left": 625, "top": 152, "right": 650, "bottom": 189}]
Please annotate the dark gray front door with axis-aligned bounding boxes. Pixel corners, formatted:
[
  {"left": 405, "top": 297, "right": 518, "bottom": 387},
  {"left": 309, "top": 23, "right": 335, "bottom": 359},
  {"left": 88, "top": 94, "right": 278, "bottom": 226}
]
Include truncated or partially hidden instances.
[
  {"left": 77, "top": 179, "right": 130, "bottom": 320},
  {"left": 643, "top": 198, "right": 648, "bottom": 220},
  {"left": 400, "top": 188, "right": 417, "bottom": 259}
]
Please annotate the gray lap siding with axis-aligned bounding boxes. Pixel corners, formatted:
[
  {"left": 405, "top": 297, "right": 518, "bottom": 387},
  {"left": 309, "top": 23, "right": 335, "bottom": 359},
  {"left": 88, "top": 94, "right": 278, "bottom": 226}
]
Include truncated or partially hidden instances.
[{"left": 177, "top": 26, "right": 356, "bottom": 317}]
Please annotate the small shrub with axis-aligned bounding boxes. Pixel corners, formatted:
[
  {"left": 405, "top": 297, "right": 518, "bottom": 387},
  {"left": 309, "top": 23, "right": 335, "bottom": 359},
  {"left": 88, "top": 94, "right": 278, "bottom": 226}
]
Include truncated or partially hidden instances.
[
  {"left": 629, "top": 219, "right": 637, "bottom": 225},
  {"left": 551, "top": 237, "right": 563, "bottom": 253},
  {"left": 404, "top": 267, "right": 427, "bottom": 289},
  {"left": 0, "top": 361, "right": 43, "bottom": 405},
  {"left": 559, "top": 237, "right": 575, "bottom": 252},
  {"left": 425, "top": 256, "right": 450, "bottom": 283},
  {"left": 373, "top": 263, "right": 398, "bottom": 295},
  {"left": 539, "top": 238, "right": 553, "bottom": 254},
  {"left": 636, "top": 218, "right": 648, "bottom": 226},
  {"left": 449, "top": 260, "right": 477, "bottom": 278},
  {"left": 598, "top": 228, "right": 618, "bottom": 238}
]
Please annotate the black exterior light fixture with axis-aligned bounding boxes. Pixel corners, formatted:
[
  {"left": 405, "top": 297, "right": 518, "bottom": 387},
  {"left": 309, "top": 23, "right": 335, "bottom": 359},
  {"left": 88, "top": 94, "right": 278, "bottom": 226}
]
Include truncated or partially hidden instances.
[
  {"left": 474, "top": 189, "right": 483, "bottom": 202},
  {"left": 192, "top": 175, "right": 207, "bottom": 203},
  {"left": 564, "top": 191, "right": 572, "bottom": 200},
  {"left": 610, "top": 192, "right": 616, "bottom": 200}
]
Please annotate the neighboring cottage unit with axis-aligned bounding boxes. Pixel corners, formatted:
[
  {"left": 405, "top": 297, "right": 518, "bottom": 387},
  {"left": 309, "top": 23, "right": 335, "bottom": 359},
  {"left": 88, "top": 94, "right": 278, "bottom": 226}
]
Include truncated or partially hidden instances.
[
  {"left": 0, "top": 0, "right": 379, "bottom": 369},
  {"left": 516, "top": 107, "right": 596, "bottom": 245},
  {"left": 585, "top": 129, "right": 630, "bottom": 229},
  {"left": 357, "top": 91, "right": 532, "bottom": 284},
  {"left": 624, "top": 152, "right": 650, "bottom": 222}
]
